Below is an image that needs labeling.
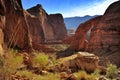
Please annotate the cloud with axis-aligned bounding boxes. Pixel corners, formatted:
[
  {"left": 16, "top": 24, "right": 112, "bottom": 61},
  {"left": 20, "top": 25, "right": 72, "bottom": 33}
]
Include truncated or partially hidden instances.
[{"left": 63, "top": 0, "right": 118, "bottom": 17}]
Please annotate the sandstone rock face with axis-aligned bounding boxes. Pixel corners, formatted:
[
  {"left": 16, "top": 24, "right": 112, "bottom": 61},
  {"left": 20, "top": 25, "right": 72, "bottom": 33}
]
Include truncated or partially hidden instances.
[
  {"left": 0, "top": 1, "right": 67, "bottom": 52},
  {"left": 24, "top": 10, "right": 45, "bottom": 50},
  {"left": 27, "top": 4, "right": 67, "bottom": 42},
  {"left": 27, "top": 4, "right": 55, "bottom": 41},
  {"left": 0, "top": 0, "right": 6, "bottom": 55},
  {"left": 2, "top": 0, "right": 32, "bottom": 51},
  {"left": 69, "top": 1, "right": 120, "bottom": 67},
  {"left": 50, "top": 52, "right": 99, "bottom": 73},
  {"left": 89, "top": 1, "right": 120, "bottom": 53},
  {"left": 48, "top": 14, "right": 67, "bottom": 40},
  {"left": 70, "top": 1, "right": 120, "bottom": 53},
  {"left": 70, "top": 16, "right": 102, "bottom": 51}
]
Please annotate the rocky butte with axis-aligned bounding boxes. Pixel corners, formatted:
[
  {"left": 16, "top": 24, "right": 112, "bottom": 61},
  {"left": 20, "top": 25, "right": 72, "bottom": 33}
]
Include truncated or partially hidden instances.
[
  {"left": 27, "top": 4, "right": 67, "bottom": 43},
  {"left": 69, "top": 1, "right": 120, "bottom": 67}
]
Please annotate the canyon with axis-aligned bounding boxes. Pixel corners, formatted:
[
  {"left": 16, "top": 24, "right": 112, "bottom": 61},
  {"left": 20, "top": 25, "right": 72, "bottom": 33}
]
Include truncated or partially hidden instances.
[{"left": 0, "top": 0, "right": 120, "bottom": 79}]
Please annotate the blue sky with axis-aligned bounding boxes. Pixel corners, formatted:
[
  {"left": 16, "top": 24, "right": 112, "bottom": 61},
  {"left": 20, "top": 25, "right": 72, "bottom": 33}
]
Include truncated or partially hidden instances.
[{"left": 22, "top": 0, "right": 118, "bottom": 17}]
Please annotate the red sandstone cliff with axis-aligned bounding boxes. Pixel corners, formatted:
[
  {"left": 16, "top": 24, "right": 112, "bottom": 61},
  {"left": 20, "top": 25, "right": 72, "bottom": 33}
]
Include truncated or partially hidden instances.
[
  {"left": 1, "top": 0, "right": 32, "bottom": 51},
  {"left": 27, "top": 4, "right": 67, "bottom": 43},
  {"left": 69, "top": 1, "right": 120, "bottom": 66},
  {"left": 70, "top": 1, "right": 120, "bottom": 53},
  {"left": 0, "top": 0, "right": 5, "bottom": 55},
  {"left": 70, "top": 16, "right": 102, "bottom": 51},
  {"left": 89, "top": 1, "right": 120, "bottom": 53},
  {"left": 0, "top": 1, "right": 67, "bottom": 52}
]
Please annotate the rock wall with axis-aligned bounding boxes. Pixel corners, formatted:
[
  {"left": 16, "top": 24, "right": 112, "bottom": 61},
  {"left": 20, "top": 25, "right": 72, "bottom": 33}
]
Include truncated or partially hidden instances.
[
  {"left": 48, "top": 14, "right": 67, "bottom": 40},
  {"left": 70, "top": 16, "right": 102, "bottom": 51},
  {"left": 1, "top": 0, "right": 32, "bottom": 51},
  {"left": 24, "top": 10, "right": 45, "bottom": 50},
  {"left": 89, "top": 1, "right": 120, "bottom": 53},
  {"left": 27, "top": 4, "right": 67, "bottom": 42},
  {"left": 69, "top": 1, "right": 120, "bottom": 66},
  {"left": 0, "top": 1, "right": 67, "bottom": 52},
  {"left": 0, "top": 0, "right": 5, "bottom": 55},
  {"left": 70, "top": 1, "right": 120, "bottom": 53}
]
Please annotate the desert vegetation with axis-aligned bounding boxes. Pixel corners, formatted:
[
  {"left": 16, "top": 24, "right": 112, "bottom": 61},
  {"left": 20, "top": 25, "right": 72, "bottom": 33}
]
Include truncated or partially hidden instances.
[{"left": 0, "top": 46, "right": 120, "bottom": 80}]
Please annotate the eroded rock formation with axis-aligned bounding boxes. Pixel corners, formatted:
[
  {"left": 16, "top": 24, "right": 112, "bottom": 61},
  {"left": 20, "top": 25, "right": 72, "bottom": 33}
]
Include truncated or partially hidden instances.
[
  {"left": 0, "top": 0, "right": 5, "bottom": 55},
  {"left": 70, "top": 1, "right": 120, "bottom": 53},
  {"left": 89, "top": 1, "right": 120, "bottom": 53},
  {"left": 70, "top": 16, "right": 102, "bottom": 51},
  {"left": 3, "top": 0, "right": 33, "bottom": 51},
  {"left": 0, "top": 1, "right": 67, "bottom": 52},
  {"left": 27, "top": 4, "right": 67, "bottom": 43},
  {"left": 69, "top": 1, "right": 120, "bottom": 66}
]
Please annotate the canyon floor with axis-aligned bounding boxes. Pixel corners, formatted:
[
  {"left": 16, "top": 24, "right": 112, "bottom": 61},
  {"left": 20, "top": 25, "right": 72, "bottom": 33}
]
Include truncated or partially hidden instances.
[{"left": 0, "top": 44, "right": 120, "bottom": 80}]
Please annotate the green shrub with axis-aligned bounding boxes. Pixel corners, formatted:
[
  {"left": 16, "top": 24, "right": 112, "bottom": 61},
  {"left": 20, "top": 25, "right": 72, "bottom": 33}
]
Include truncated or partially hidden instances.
[
  {"left": 90, "top": 69, "right": 100, "bottom": 79},
  {"left": 51, "top": 57, "right": 57, "bottom": 65},
  {"left": 75, "top": 70, "right": 89, "bottom": 80},
  {"left": 0, "top": 50, "right": 23, "bottom": 79},
  {"left": 39, "top": 73, "right": 60, "bottom": 80},
  {"left": 32, "top": 53, "right": 49, "bottom": 70},
  {"left": 106, "top": 64, "right": 118, "bottom": 78},
  {"left": 75, "top": 70, "right": 100, "bottom": 80},
  {"left": 8, "top": 49, "right": 18, "bottom": 55},
  {"left": 4, "top": 53, "right": 23, "bottom": 74},
  {"left": 17, "top": 70, "right": 34, "bottom": 79},
  {"left": 17, "top": 71, "right": 60, "bottom": 80}
]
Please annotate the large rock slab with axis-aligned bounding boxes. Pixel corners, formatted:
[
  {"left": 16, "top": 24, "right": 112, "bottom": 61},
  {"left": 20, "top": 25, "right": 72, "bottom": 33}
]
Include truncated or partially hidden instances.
[{"left": 50, "top": 52, "right": 99, "bottom": 73}]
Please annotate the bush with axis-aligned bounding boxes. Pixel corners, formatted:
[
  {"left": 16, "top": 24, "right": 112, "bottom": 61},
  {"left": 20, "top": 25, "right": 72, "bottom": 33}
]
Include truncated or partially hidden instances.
[
  {"left": 75, "top": 70, "right": 100, "bottom": 80},
  {"left": 16, "top": 70, "right": 34, "bottom": 79},
  {"left": 75, "top": 70, "right": 89, "bottom": 80},
  {"left": 39, "top": 73, "right": 60, "bottom": 80},
  {"left": 90, "top": 69, "right": 100, "bottom": 79},
  {"left": 0, "top": 49, "right": 23, "bottom": 79},
  {"left": 106, "top": 64, "right": 118, "bottom": 78},
  {"left": 32, "top": 53, "right": 49, "bottom": 70},
  {"left": 17, "top": 71, "right": 60, "bottom": 80}
]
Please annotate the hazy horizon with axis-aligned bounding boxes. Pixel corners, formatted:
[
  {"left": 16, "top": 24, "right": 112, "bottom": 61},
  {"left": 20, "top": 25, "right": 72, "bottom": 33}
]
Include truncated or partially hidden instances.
[{"left": 22, "top": 0, "right": 118, "bottom": 17}]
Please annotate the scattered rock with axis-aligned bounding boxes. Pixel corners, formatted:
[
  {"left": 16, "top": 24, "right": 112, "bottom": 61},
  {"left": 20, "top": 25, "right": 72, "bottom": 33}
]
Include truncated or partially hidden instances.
[{"left": 60, "top": 72, "right": 69, "bottom": 79}]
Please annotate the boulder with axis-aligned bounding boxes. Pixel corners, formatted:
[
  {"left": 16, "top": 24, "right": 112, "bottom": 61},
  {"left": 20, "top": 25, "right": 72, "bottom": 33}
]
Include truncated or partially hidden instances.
[{"left": 50, "top": 52, "right": 99, "bottom": 73}]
